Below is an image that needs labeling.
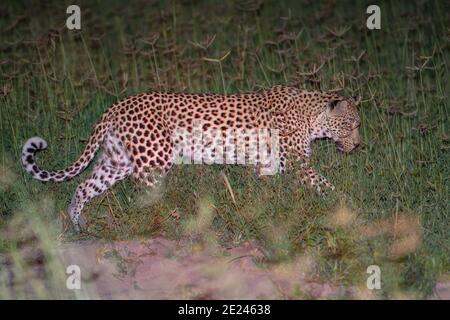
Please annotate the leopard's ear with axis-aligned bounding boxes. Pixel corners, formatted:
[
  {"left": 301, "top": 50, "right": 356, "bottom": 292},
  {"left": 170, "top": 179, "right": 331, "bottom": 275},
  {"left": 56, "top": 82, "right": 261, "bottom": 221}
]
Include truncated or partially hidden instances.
[{"left": 326, "top": 99, "right": 347, "bottom": 116}]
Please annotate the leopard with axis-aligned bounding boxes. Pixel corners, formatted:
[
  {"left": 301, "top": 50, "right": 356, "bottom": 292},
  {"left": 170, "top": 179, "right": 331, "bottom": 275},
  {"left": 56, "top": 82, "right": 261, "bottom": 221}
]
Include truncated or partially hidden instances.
[{"left": 21, "top": 85, "right": 361, "bottom": 232}]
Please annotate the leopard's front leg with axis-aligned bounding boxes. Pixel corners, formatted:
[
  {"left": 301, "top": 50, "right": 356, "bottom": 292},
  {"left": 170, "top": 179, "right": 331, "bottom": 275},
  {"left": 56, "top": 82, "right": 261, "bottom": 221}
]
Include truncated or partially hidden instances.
[
  {"left": 297, "top": 163, "right": 335, "bottom": 194},
  {"left": 280, "top": 135, "right": 335, "bottom": 195}
]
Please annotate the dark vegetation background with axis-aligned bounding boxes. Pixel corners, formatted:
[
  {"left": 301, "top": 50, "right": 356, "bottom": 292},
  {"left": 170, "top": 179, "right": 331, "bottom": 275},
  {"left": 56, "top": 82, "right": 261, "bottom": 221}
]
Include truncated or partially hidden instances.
[{"left": 0, "top": 0, "right": 448, "bottom": 298}]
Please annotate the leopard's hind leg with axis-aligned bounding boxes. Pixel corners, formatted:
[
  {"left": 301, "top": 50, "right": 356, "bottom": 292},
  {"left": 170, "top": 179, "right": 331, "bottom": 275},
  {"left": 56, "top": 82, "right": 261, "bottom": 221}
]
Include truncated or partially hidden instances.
[
  {"left": 68, "top": 133, "right": 132, "bottom": 231},
  {"left": 133, "top": 149, "right": 173, "bottom": 188},
  {"left": 129, "top": 124, "right": 174, "bottom": 188}
]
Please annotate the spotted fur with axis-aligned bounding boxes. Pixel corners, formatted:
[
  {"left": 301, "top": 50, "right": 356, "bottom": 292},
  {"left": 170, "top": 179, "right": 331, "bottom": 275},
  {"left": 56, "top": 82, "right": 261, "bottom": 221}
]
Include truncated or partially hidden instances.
[{"left": 21, "top": 85, "right": 361, "bottom": 231}]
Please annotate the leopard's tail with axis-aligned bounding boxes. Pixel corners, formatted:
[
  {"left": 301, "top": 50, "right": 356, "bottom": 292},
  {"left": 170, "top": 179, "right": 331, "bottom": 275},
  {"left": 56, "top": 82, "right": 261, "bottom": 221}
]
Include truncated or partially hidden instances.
[{"left": 21, "top": 115, "right": 110, "bottom": 182}]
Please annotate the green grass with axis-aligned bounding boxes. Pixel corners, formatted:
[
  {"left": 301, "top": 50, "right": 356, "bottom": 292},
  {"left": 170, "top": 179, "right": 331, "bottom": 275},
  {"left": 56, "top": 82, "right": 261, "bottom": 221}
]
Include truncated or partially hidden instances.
[{"left": 0, "top": 0, "right": 449, "bottom": 299}]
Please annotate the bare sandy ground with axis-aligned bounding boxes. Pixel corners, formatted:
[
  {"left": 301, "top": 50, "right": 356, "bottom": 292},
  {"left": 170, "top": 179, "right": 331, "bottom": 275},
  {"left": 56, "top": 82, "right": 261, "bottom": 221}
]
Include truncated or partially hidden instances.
[
  {"left": 56, "top": 237, "right": 348, "bottom": 299},
  {"left": 2, "top": 236, "right": 448, "bottom": 299}
]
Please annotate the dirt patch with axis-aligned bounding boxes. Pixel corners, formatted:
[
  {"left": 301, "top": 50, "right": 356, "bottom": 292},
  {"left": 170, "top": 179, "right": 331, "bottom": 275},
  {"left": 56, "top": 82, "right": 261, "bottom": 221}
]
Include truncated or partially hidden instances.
[
  {"left": 54, "top": 237, "right": 348, "bottom": 299},
  {"left": 2, "top": 236, "right": 447, "bottom": 299},
  {"left": 428, "top": 282, "right": 450, "bottom": 300}
]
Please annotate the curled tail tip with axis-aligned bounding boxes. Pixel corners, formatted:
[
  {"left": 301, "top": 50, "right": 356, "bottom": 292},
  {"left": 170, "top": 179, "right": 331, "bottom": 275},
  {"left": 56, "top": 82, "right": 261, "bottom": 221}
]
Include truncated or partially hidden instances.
[
  {"left": 23, "top": 137, "right": 48, "bottom": 154},
  {"left": 21, "top": 137, "right": 48, "bottom": 178}
]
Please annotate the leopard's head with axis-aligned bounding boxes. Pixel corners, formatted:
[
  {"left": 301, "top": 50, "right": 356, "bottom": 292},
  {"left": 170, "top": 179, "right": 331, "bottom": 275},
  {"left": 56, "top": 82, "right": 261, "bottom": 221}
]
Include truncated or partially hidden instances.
[{"left": 322, "top": 96, "right": 361, "bottom": 153}]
